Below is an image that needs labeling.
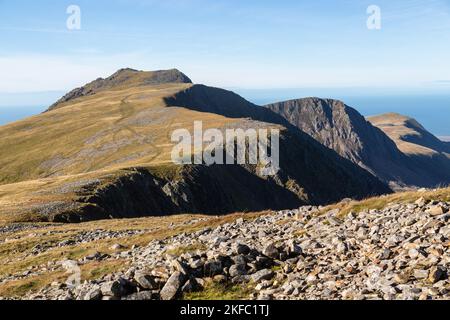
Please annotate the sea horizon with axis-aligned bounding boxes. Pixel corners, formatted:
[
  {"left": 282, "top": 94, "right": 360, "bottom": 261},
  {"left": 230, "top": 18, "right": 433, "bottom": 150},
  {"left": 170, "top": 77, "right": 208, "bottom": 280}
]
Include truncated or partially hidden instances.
[
  {"left": 1, "top": 91, "right": 449, "bottom": 138},
  {"left": 235, "top": 90, "right": 450, "bottom": 138}
]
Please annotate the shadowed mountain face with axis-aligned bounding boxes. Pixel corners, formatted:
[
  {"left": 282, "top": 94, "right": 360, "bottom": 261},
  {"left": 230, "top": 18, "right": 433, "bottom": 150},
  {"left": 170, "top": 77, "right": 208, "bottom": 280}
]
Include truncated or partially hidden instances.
[
  {"left": 0, "top": 70, "right": 390, "bottom": 223},
  {"left": 266, "top": 98, "right": 450, "bottom": 189}
]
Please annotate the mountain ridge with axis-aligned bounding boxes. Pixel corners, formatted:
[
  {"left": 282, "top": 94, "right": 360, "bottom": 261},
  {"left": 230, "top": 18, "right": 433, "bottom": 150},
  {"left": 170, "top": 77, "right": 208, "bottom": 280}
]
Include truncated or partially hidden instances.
[
  {"left": 0, "top": 69, "right": 390, "bottom": 223},
  {"left": 368, "top": 113, "right": 450, "bottom": 155},
  {"left": 265, "top": 97, "right": 450, "bottom": 189}
]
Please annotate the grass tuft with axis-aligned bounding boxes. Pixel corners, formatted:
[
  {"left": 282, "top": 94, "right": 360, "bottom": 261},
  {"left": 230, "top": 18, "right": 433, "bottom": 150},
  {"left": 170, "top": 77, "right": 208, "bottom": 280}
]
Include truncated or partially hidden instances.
[
  {"left": 320, "top": 187, "right": 450, "bottom": 218},
  {"left": 183, "top": 280, "right": 253, "bottom": 300},
  {"left": 166, "top": 243, "right": 208, "bottom": 256}
]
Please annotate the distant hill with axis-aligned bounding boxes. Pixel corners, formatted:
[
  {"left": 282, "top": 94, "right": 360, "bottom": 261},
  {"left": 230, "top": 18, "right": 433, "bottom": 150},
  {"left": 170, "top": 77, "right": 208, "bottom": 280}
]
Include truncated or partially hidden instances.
[
  {"left": 266, "top": 98, "right": 450, "bottom": 189},
  {"left": 0, "top": 70, "right": 389, "bottom": 223},
  {"left": 368, "top": 113, "right": 450, "bottom": 155},
  {"left": 368, "top": 113, "right": 450, "bottom": 187}
]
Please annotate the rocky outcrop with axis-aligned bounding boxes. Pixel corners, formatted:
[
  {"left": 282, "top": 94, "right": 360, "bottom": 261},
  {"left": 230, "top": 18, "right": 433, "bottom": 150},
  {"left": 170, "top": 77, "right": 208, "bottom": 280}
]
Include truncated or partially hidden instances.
[{"left": 266, "top": 98, "right": 450, "bottom": 189}]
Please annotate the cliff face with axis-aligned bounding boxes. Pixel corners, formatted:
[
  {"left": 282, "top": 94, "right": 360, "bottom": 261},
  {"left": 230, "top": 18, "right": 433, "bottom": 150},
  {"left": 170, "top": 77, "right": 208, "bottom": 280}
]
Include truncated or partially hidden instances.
[
  {"left": 49, "top": 165, "right": 304, "bottom": 223},
  {"left": 164, "top": 86, "right": 391, "bottom": 200},
  {"left": 49, "top": 125, "right": 390, "bottom": 223},
  {"left": 266, "top": 98, "right": 450, "bottom": 189}
]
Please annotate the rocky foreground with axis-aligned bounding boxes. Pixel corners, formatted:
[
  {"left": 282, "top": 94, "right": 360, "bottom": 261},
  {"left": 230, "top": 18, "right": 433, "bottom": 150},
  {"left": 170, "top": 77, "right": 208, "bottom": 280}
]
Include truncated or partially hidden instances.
[{"left": 4, "top": 197, "right": 450, "bottom": 300}]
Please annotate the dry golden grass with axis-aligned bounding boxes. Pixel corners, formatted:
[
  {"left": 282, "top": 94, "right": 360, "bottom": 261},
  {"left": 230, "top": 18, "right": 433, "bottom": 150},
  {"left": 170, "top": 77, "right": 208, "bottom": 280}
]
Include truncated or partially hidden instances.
[
  {"left": 0, "top": 272, "right": 67, "bottom": 298},
  {"left": 0, "top": 85, "right": 181, "bottom": 182},
  {"left": 367, "top": 113, "right": 443, "bottom": 156},
  {"left": 1, "top": 187, "right": 449, "bottom": 298},
  {"left": 166, "top": 243, "right": 208, "bottom": 256},
  {"left": 81, "top": 259, "right": 129, "bottom": 281},
  {"left": 320, "top": 187, "right": 450, "bottom": 218},
  {"left": 0, "top": 83, "right": 241, "bottom": 185},
  {"left": 0, "top": 260, "right": 128, "bottom": 298},
  {"left": 0, "top": 82, "right": 275, "bottom": 223}
]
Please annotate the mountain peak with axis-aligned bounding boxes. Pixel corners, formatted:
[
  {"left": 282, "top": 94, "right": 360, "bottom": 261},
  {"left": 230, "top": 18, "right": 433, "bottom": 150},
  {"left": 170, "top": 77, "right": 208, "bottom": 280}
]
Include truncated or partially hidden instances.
[
  {"left": 46, "top": 68, "right": 192, "bottom": 111},
  {"left": 108, "top": 68, "right": 191, "bottom": 83},
  {"left": 277, "top": 97, "right": 346, "bottom": 107},
  {"left": 265, "top": 97, "right": 450, "bottom": 189}
]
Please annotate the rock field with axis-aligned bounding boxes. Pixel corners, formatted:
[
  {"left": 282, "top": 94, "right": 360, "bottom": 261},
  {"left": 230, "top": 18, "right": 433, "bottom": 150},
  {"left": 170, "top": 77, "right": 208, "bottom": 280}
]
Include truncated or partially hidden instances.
[{"left": 1, "top": 197, "right": 449, "bottom": 300}]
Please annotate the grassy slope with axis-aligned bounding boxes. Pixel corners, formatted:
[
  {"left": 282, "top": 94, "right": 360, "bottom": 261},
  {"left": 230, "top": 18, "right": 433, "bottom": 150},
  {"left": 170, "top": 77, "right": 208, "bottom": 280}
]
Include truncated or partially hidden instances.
[
  {"left": 368, "top": 113, "right": 449, "bottom": 156},
  {"left": 321, "top": 187, "right": 450, "bottom": 217},
  {"left": 0, "top": 83, "right": 236, "bottom": 183},
  {"left": 0, "top": 83, "right": 273, "bottom": 223}
]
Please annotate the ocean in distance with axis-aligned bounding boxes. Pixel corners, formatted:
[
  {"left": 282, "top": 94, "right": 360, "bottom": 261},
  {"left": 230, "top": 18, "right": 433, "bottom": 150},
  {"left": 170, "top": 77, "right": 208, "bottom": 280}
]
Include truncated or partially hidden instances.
[
  {"left": 1, "top": 92, "right": 449, "bottom": 139},
  {"left": 236, "top": 89, "right": 450, "bottom": 138}
]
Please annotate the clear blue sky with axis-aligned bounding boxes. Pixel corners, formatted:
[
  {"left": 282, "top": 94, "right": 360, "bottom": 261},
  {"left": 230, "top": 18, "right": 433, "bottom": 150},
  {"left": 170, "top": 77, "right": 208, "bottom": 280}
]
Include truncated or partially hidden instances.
[{"left": 1, "top": 0, "right": 450, "bottom": 98}]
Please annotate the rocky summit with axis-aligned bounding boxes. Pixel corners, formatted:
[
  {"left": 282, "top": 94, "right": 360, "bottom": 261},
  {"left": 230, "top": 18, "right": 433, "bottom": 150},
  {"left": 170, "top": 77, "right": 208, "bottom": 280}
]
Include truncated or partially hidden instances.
[
  {"left": 3, "top": 191, "right": 449, "bottom": 301},
  {"left": 0, "top": 69, "right": 390, "bottom": 224}
]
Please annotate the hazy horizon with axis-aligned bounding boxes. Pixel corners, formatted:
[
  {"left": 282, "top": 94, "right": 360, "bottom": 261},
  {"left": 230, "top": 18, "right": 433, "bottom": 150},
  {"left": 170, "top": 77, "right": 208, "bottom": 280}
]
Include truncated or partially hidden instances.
[
  {"left": 2, "top": 1, "right": 450, "bottom": 91},
  {"left": 1, "top": 0, "right": 449, "bottom": 136},
  {"left": 1, "top": 89, "right": 449, "bottom": 138}
]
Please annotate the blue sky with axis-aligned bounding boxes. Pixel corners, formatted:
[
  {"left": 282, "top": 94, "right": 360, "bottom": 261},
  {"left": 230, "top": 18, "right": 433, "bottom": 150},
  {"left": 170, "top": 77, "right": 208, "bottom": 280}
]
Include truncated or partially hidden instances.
[{"left": 1, "top": 0, "right": 450, "bottom": 102}]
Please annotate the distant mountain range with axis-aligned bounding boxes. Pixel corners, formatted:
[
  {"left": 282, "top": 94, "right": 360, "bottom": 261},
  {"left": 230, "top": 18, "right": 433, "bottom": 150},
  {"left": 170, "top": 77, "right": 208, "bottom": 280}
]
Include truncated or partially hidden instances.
[{"left": 0, "top": 68, "right": 448, "bottom": 223}]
